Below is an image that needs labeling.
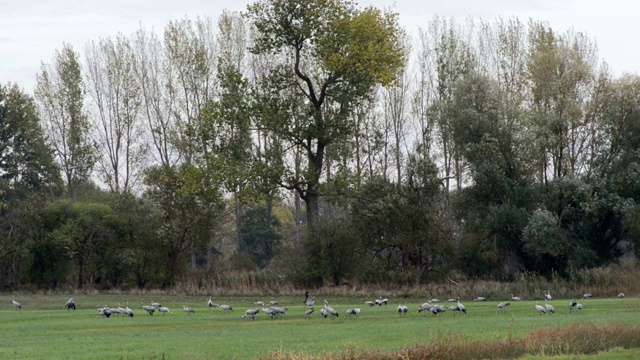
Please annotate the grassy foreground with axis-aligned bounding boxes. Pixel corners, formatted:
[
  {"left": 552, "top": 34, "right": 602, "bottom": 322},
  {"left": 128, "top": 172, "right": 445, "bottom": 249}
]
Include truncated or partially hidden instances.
[{"left": 0, "top": 293, "right": 638, "bottom": 359}]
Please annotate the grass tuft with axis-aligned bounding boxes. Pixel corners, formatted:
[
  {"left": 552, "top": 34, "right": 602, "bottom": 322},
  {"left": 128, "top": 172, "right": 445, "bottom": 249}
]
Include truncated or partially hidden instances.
[{"left": 265, "top": 323, "right": 640, "bottom": 360}]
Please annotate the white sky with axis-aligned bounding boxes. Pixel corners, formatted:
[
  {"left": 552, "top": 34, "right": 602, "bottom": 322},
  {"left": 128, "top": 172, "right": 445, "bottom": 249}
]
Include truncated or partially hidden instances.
[{"left": 2, "top": 0, "right": 638, "bottom": 93}]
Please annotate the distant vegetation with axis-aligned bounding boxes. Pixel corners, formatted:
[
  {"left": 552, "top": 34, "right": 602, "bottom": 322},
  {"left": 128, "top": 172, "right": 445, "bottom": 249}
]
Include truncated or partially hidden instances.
[{"left": 1, "top": 0, "right": 639, "bottom": 292}]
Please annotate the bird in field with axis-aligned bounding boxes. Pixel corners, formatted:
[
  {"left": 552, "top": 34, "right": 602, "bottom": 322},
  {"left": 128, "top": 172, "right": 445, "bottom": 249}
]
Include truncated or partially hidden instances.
[
  {"left": 270, "top": 301, "right": 279, "bottom": 306},
  {"left": 365, "top": 300, "right": 375, "bottom": 307},
  {"left": 207, "top": 297, "right": 215, "bottom": 308},
  {"left": 304, "top": 292, "right": 315, "bottom": 307},
  {"left": 535, "top": 301, "right": 546, "bottom": 315},
  {"left": 320, "top": 308, "right": 328, "bottom": 318},
  {"left": 242, "top": 308, "right": 259, "bottom": 320},
  {"left": 544, "top": 301, "right": 555, "bottom": 314},
  {"left": 271, "top": 307, "right": 288, "bottom": 318},
  {"left": 418, "top": 302, "right": 431, "bottom": 314},
  {"left": 158, "top": 306, "right": 173, "bottom": 315},
  {"left": 255, "top": 301, "right": 265, "bottom": 307},
  {"left": 150, "top": 300, "right": 162, "bottom": 308},
  {"left": 430, "top": 304, "right": 446, "bottom": 315},
  {"left": 375, "top": 298, "right": 388, "bottom": 306},
  {"left": 511, "top": 294, "right": 522, "bottom": 301},
  {"left": 183, "top": 305, "right": 195, "bottom": 316},
  {"left": 64, "top": 296, "right": 76, "bottom": 311},
  {"left": 496, "top": 301, "right": 511, "bottom": 314},
  {"left": 305, "top": 308, "right": 315, "bottom": 318},
  {"left": 473, "top": 297, "right": 486, "bottom": 301},
  {"left": 117, "top": 303, "right": 127, "bottom": 317},
  {"left": 448, "top": 305, "right": 460, "bottom": 314},
  {"left": 262, "top": 307, "right": 277, "bottom": 319},
  {"left": 98, "top": 305, "right": 112, "bottom": 318},
  {"left": 577, "top": 303, "right": 583, "bottom": 311},
  {"left": 618, "top": 293, "right": 625, "bottom": 298},
  {"left": 456, "top": 297, "right": 467, "bottom": 314},
  {"left": 139, "top": 302, "right": 156, "bottom": 315},
  {"left": 430, "top": 298, "right": 441, "bottom": 303},
  {"left": 323, "top": 300, "right": 339, "bottom": 318},
  {"left": 125, "top": 302, "right": 134, "bottom": 317},
  {"left": 397, "top": 304, "right": 408, "bottom": 316},
  {"left": 582, "top": 293, "right": 592, "bottom": 299},
  {"left": 345, "top": 308, "right": 361, "bottom": 319},
  {"left": 447, "top": 298, "right": 457, "bottom": 303},
  {"left": 213, "top": 304, "right": 233, "bottom": 313},
  {"left": 12, "top": 296, "right": 22, "bottom": 310},
  {"left": 544, "top": 290, "right": 553, "bottom": 301}
]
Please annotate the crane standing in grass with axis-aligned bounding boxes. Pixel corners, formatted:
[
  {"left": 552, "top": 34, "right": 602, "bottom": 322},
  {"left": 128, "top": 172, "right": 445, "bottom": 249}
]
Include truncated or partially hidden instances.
[
  {"left": 323, "top": 300, "right": 338, "bottom": 318},
  {"left": 12, "top": 296, "right": 22, "bottom": 310},
  {"left": 242, "top": 309, "right": 260, "bottom": 320},
  {"left": 140, "top": 302, "right": 156, "bottom": 315},
  {"left": 544, "top": 290, "right": 553, "bottom": 301},
  {"left": 496, "top": 301, "right": 510, "bottom": 314},
  {"left": 544, "top": 301, "right": 555, "bottom": 314},
  {"left": 535, "top": 301, "right": 546, "bottom": 315},
  {"left": 64, "top": 296, "right": 76, "bottom": 310},
  {"left": 183, "top": 305, "right": 195, "bottom": 316}
]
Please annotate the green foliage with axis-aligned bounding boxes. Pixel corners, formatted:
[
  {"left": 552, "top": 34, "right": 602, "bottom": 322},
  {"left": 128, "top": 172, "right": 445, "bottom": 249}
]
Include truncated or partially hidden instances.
[
  {"left": 0, "top": 84, "right": 61, "bottom": 203},
  {"left": 239, "top": 206, "right": 282, "bottom": 268}
]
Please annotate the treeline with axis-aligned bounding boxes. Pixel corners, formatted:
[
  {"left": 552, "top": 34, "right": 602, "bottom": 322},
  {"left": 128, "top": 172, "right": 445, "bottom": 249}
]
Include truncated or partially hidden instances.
[{"left": 1, "top": 0, "right": 639, "bottom": 290}]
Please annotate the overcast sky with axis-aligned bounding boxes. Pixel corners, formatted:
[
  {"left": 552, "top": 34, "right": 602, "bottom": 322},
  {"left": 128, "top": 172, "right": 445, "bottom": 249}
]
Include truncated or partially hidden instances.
[{"left": 2, "top": 0, "right": 638, "bottom": 93}]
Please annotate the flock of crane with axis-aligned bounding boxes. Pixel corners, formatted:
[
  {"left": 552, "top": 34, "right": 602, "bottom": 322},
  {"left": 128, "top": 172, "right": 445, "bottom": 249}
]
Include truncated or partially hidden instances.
[{"left": 8, "top": 291, "right": 636, "bottom": 320}]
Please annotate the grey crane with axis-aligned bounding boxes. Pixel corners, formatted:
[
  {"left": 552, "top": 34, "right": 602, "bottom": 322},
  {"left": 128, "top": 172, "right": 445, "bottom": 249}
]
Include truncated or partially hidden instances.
[
  {"left": 304, "top": 292, "right": 315, "bottom": 307},
  {"left": 305, "top": 308, "right": 315, "bottom": 318},
  {"left": 511, "top": 294, "right": 522, "bottom": 301},
  {"left": 124, "top": 302, "right": 134, "bottom": 317},
  {"left": 618, "top": 293, "right": 625, "bottom": 298},
  {"left": 535, "top": 301, "right": 546, "bottom": 315},
  {"left": 375, "top": 298, "right": 388, "bottom": 306},
  {"left": 397, "top": 304, "right": 408, "bottom": 316},
  {"left": 255, "top": 301, "right": 265, "bottom": 307},
  {"left": 183, "top": 305, "right": 195, "bottom": 316},
  {"left": 320, "top": 308, "right": 328, "bottom": 318},
  {"left": 323, "top": 300, "right": 339, "bottom": 318},
  {"left": 365, "top": 301, "right": 375, "bottom": 307},
  {"left": 139, "top": 302, "right": 156, "bottom": 315},
  {"left": 207, "top": 297, "right": 215, "bottom": 308},
  {"left": 270, "top": 301, "right": 279, "bottom": 306},
  {"left": 98, "top": 305, "right": 112, "bottom": 318},
  {"left": 582, "top": 293, "right": 593, "bottom": 299},
  {"left": 496, "top": 301, "right": 511, "bottom": 314},
  {"left": 430, "top": 298, "right": 441, "bottom": 303},
  {"left": 11, "top": 296, "right": 22, "bottom": 310},
  {"left": 213, "top": 304, "right": 233, "bottom": 314},
  {"left": 271, "top": 307, "right": 288, "bottom": 318},
  {"left": 544, "top": 290, "right": 553, "bottom": 301},
  {"left": 304, "top": 291, "right": 314, "bottom": 307},
  {"left": 473, "top": 297, "right": 486, "bottom": 301},
  {"left": 570, "top": 299, "right": 583, "bottom": 312},
  {"left": 430, "top": 304, "right": 446, "bottom": 315},
  {"left": 150, "top": 300, "right": 162, "bottom": 308},
  {"left": 447, "top": 298, "right": 457, "bottom": 303},
  {"left": 418, "top": 302, "right": 431, "bottom": 314},
  {"left": 344, "top": 308, "right": 361, "bottom": 319},
  {"left": 158, "top": 306, "right": 173, "bottom": 315},
  {"left": 448, "top": 305, "right": 460, "bottom": 314},
  {"left": 242, "top": 308, "right": 260, "bottom": 320},
  {"left": 262, "top": 307, "right": 277, "bottom": 319},
  {"left": 64, "top": 296, "right": 76, "bottom": 311},
  {"left": 544, "top": 301, "right": 555, "bottom": 314},
  {"left": 456, "top": 297, "right": 467, "bottom": 314},
  {"left": 116, "top": 303, "right": 128, "bottom": 317}
]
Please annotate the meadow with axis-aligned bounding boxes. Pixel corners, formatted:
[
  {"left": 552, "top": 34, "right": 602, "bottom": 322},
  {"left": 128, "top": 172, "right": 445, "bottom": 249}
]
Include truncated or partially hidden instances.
[{"left": 0, "top": 293, "right": 638, "bottom": 359}]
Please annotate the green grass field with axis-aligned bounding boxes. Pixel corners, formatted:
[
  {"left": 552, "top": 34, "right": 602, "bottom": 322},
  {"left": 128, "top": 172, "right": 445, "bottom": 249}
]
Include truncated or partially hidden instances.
[{"left": 0, "top": 293, "right": 638, "bottom": 359}]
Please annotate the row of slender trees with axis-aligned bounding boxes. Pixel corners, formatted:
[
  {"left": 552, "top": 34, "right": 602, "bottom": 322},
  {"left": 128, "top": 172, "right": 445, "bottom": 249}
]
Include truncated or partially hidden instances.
[{"left": 1, "top": 0, "right": 639, "bottom": 290}]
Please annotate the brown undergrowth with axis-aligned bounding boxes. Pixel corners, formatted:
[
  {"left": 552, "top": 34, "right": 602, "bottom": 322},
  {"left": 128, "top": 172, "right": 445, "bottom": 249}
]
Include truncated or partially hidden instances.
[{"left": 264, "top": 323, "right": 640, "bottom": 360}]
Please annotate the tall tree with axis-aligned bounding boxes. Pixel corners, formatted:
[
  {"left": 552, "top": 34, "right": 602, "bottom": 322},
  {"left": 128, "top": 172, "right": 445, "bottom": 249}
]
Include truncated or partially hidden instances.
[
  {"left": 35, "top": 43, "right": 95, "bottom": 193},
  {"left": 85, "top": 35, "right": 147, "bottom": 193},
  {"left": 246, "top": 0, "right": 406, "bottom": 284},
  {"left": 0, "top": 84, "right": 60, "bottom": 200}
]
